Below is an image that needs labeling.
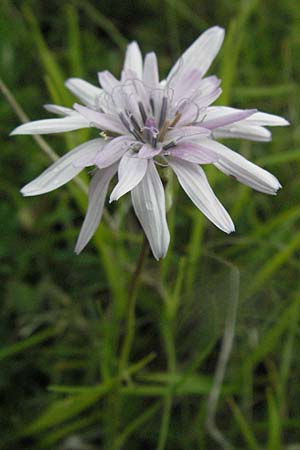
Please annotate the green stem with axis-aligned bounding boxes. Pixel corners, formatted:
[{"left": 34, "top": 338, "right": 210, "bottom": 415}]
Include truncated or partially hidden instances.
[{"left": 119, "top": 236, "right": 149, "bottom": 373}]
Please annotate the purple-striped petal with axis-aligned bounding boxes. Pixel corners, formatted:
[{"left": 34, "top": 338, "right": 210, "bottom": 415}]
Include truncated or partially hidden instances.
[
  {"left": 167, "top": 26, "right": 225, "bottom": 84},
  {"left": 98, "top": 70, "right": 119, "bottom": 93},
  {"left": 131, "top": 161, "right": 170, "bottom": 260},
  {"left": 212, "top": 124, "right": 272, "bottom": 142},
  {"left": 43, "top": 104, "right": 75, "bottom": 116},
  {"left": 75, "top": 165, "right": 117, "bottom": 254},
  {"left": 110, "top": 153, "right": 148, "bottom": 202},
  {"left": 168, "top": 157, "right": 235, "bottom": 233},
  {"left": 172, "top": 69, "right": 204, "bottom": 103},
  {"left": 201, "top": 107, "right": 257, "bottom": 129},
  {"left": 244, "top": 111, "right": 289, "bottom": 126},
  {"left": 10, "top": 114, "right": 90, "bottom": 135},
  {"left": 197, "top": 138, "right": 281, "bottom": 194},
  {"left": 166, "top": 126, "right": 211, "bottom": 142},
  {"left": 138, "top": 144, "right": 162, "bottom": 159},
  {"left": 21, "top": 139, "right": 104, "bottom": 196},
  {"left": 95, "top": 136, "right": 134, "bottom": 168},
  {"left": 124, "top": 41, "right": 143, "bottom": 79},
  {"left": 143, "top": 52, "right": 159, "bottom": 89},
  {"left": 74, "top": 104, "right": 127, "bottom": 134},
  {"left": 167, "top": 141, "right": 219, "bottom": 164},
  {"left": 65, "top": 78, "right": 103, "bottom": 108}
]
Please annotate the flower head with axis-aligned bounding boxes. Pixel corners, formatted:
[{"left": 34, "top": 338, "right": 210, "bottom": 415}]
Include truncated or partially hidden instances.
[{"left": 11, "top": 26, "right": 289, "bottom": 259}]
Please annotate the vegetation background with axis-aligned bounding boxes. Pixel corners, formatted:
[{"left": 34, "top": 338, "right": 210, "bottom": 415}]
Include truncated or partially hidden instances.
[{"left": 1, "top": 0, "right": 300, "bottom": 449}]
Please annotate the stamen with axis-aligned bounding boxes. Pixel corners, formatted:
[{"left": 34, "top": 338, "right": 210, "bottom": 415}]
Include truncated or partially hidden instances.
[
  {"left": 152, "top": 135, "right": 157, "bottom": 148},
  {"left": 138, "top": 101, "right": 147, "bottom": 123},
  {"left": 163, "top": 141, "right": 176, "bottom": 150},
  {"left": 129, "top": 114, "right": 142, "bottom": 134},
  {"left": 169, "top": 111, "right": 182, "bottom": 128},
  {"left": 159, "top": 96, "right": 168, "bottom": 129},
  {"left": 157, "top": 119, "right": 171, "bottom": 142},
  {"left": 119, "top": 113, "right": 131, "bottom": 131},
  {"left": 131, "top": 128, "right": 144, "bottom": 142},
  {"left": 150, "top": 97, "right": 155, "bottom": 115},
  {"left": 100, "top": 131, "right": 108, "bottom": 140}
]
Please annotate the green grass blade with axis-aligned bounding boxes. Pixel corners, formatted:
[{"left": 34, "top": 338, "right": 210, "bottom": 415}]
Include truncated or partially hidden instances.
[{"left": 0, "top": 328, "right": 57, "bottom": 361}]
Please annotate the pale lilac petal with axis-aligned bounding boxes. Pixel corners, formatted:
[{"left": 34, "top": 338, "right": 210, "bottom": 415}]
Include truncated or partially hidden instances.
[
  {"left": 167, "top": 26, "right": 225, "bottom": 84},
  {"left": 43, "top": 104, "right": 75, "bottom": 116},
  {"left": 72, "top": 140, "right": 106, "bottom": 168},
  {"left": 10, "top": 115, "right": 90, "bottom": 135},
  {"left": 245, "top": 111, "right": 290, "bottom": 126},
  {"left": 95, "top": 136, "right": 134, "bottom": 168},
  {"left": 131, "top": 161, "right": 170, "bottom": 260},
  {"left": 197, "top": 138, "right": 281, "bottom": 194},
  {"left": 74, "top": 103, "right": 127, "bottom": 134},
  {"left": 167, "top": 142, "right": 219, "bottom": 164},
  {"left": 206, "top": 107, "right": 289, "bottom": 133},
  {"left": 98, "top": 70, "right": 119, "bottom": 93},
  {"left": 201, "top": 108, "right": 257, "bottom": 129},
  {"left": 124, "top": 41, "right": 143, "bottom": 79},
  {"left": 193, "top": 87, "right": 222, "bottom": 109},
  {"left": 143, "top": 52, "right": 159, "bottom": 89},
  {"left": 21, "top": 139, "right": 104, "bottom": 196},
  {"left": 75, "top": 165, "right": 117, "bottom": 254},
  {"left": 212, "top": 123, "right": 272, "bottom": 142},
  {"left": 194, "top": 75, "right": 221, "bottom": 95},
  {"left": 110, "top": 154, "right": 148, "bottom": 202},
  {"left": 138, "top": 144, "right": 162, "bottom": 159},
  {"left": 172, "top": 69, "right": 203, "bottom": 103},
  {"left": 168, "top": 157, "right": 235, "bottom": 233},
  {"left": 65, "top": 78, "right": 103, "bottom": 108},
  {"left": 166, "top": 126, "right": 211, "bottom": 142},
  {"left": 177, "top": 87, "right": 222, "bottom": 126}
]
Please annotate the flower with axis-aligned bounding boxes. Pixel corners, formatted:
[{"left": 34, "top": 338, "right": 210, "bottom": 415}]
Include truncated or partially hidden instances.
[{"left": 11, "top": 26, "right": 289, "bottom": 260}]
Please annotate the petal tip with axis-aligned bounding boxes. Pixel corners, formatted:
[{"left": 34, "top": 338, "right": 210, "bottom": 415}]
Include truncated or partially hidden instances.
[
  {"left": 74, "top": 240, "right": 85, "bottom": 255},
  {"left": 74, "top": 246, "right": 81, "bottom": 255},
  {"left": 20, "top": 186, "right": 33, "bottom": 196},
  {"left": 10, "top": 126, "right": 21, "bottom": 136},
  {"left": 281, "top": 118, "right": 290, "bottom": 126}
]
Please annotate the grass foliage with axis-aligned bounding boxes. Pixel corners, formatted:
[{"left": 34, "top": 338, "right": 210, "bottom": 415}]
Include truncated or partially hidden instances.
[{"left": 1, "top": 0, "right": 300, "bottom": 449}]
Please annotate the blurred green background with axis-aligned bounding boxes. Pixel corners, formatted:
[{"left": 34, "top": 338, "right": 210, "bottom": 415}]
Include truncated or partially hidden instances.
[{"left": 1, "top": 0, "right": 300, "bottom": 449}]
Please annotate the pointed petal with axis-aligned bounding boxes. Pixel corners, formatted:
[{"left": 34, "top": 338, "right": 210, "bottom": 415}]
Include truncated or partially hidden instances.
[
  {"left": 201, "top": 107, "right": 257, "bottom": 129},
  {"left": 74, "top": 104, "right": 127, "bottom": 134},
  {"left": 177, "top": 87, "right": 222, "bottom": 126},
  {"left": 245, "top": 111, "right": 290, "bottom": 126},
  {"left": 138, "top": 143, "right": 162, "bottom": 159},
  {"left": 43, "top": 104, "right": 75, "bottom": 116},
  {"left": 95, "top": 136, "right": 134, "bottom": 168},
  {"left": 193, "top": 87, "right": 223, "bottom": 109},
  {"left": 198, "top": 138, "right": 281, "bottom": 194},
  {"left": 207, "top": 107, "right": 289, "bottom": 139},
  {"left": 168, "top": 157, "right": 235, "bottom": 233},
  {"left": 131, "top": 161, "right": 170, "bottom": 259},
  {"left": 110, "top": 154, "right": 148, "bottom": 202},
  {"left": 72, "top": 140, "right": 106, "bottom": 168},
  {"left": 21, "top": 139, "right": 104, "bottom": 196},
  {"left": 10, "top": 115, "right": 89, "bottom": 135},
  {"left": 167, "top": 141, "right": 219, "bottom": 164},
  {"left": 98, "top": 70, "right": 119, "bottom": 93},
  {"left": 143, "top": 52, "right": 159, "bottom": 88},
  {"left": 124, "top": 41, "right": 143, "bottom": 79},
  {"left": 166, "top": 126, "right": 211, "bottom": 142},
  {"left": 172, "top": 69, "right": 203, "bottom": 103},
  {"left": 75, "top": 165, "right": 117, "bottom": 254},
  {"left": 167, "top": 26, "right": 225, "bottom": 83},
  {"left": 65, "top": 78, "right": 103, "bottom": 108},
  {"left": 212, "top": 123, "right": 272, "bottom": 142}
]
